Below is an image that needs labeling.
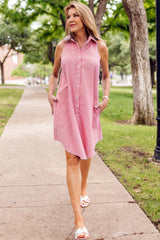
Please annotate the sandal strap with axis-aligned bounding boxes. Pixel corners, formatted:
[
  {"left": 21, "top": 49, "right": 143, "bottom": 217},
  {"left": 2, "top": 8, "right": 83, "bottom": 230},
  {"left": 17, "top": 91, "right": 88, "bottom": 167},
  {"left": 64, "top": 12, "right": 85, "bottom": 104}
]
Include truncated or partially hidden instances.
[
  {"left": 75, "top": 227, "right": 89, "bottom": 239},
  {"left": 81, "top": 195, "right": 90, "bottom": 203}
]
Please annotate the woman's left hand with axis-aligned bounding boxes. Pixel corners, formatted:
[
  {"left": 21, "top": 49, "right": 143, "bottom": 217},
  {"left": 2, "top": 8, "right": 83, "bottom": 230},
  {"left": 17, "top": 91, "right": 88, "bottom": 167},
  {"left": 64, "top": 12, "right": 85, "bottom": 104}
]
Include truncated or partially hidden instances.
[{"left": 95, "top": 99, "right": 109, "bottom": 113}]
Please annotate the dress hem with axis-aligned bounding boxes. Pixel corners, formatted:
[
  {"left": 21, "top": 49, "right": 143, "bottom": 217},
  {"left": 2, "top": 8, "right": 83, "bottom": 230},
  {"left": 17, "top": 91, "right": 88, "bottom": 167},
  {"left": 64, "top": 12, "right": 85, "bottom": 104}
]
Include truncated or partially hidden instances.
[{"left": 54, "top": 137, "right": 103, "bottom": 160}]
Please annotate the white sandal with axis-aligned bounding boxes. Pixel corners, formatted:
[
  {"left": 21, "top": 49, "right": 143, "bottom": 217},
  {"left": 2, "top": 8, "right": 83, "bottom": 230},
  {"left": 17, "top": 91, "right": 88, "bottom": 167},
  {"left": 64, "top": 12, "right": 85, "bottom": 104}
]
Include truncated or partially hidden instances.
[
  {"left": 75, "top": 226, "right": 89, "bottom": 239},
  {"left": 80, "top": 195, "right": 90, "bottom": 208}
]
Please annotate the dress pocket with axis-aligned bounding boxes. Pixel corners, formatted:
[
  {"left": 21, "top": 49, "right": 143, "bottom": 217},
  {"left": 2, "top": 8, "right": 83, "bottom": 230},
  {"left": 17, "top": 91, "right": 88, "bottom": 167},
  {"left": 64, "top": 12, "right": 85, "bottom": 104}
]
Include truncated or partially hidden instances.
[
  {"left": 56, "top": 85, "right": 68, "bottom": 102},
  {"left": 92, "top": 105, "right": 100, "bottom": 128},
  {"left": 54, "top": 100, "right": 71, "bottom": 128}
]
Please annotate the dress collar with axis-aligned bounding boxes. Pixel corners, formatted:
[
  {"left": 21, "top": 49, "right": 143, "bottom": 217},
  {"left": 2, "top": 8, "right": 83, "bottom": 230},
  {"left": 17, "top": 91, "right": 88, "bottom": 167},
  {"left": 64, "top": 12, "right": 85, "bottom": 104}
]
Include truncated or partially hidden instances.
[{"left": 63, "top": 34, "right": 97, "bottom": 43}]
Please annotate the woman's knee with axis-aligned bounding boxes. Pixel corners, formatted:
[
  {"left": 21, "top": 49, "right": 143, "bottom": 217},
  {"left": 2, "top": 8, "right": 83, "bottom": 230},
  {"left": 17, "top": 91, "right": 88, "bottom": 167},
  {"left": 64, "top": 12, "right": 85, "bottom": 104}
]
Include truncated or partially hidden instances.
[{"left": 65, "top": 151, "right": 80, "bottom": 167}]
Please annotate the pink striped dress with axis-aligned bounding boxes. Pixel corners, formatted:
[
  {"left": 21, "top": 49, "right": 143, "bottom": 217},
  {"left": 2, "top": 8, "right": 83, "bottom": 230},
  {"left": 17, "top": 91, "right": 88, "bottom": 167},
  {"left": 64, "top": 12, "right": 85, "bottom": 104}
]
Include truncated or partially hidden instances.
[{"left": 53, "top": 35, "right": 103, "bottom": 159}]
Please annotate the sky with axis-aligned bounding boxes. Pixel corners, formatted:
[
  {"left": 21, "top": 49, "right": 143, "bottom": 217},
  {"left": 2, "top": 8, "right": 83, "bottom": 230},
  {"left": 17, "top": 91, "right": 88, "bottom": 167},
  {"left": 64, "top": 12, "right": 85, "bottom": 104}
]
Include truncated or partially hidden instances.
[{"left": 8, "top": 0, "right": 26, "bottom": 9}]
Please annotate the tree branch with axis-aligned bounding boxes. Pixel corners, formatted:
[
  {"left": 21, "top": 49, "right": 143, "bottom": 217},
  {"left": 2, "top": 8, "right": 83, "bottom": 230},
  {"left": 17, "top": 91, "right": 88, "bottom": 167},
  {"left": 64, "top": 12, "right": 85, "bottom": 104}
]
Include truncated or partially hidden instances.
[
  {"left": 95, "top": 0, "right": 110, "bottom": 33},
  {"left": 2, "top": 48, "right": 12, "bottom": 64},
  {"left": 37, "top": 9, "right": 60, "bottom": 19},
  {"left": 60, "top": 13, "right": 66, "bottom": 30},
  {"left": 88, "top": 0, "right": 94, "bottom": 16},
  {"left": 101, "top": 12, "right": 119, "bottom": 35}
]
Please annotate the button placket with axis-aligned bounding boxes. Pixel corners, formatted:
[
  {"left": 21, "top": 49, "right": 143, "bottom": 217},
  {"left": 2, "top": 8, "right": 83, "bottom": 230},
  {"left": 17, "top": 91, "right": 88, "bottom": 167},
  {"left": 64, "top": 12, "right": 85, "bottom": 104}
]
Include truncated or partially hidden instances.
[{"left": 75, "top": 48, "right": 81, "bottom": 119}]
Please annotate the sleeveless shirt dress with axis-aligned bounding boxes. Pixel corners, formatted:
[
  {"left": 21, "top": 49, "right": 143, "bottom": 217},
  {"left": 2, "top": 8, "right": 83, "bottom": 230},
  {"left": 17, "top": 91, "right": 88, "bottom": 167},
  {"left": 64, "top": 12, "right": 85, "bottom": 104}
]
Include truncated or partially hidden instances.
[{"left": 53, "top": 35, "right": 103, "bottom": 159}]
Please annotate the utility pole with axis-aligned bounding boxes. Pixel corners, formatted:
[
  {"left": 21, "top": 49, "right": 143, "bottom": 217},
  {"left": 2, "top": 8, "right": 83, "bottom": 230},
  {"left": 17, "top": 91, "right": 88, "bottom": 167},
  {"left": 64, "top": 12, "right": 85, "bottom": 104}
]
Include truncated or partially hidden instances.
[{"left": 153, "top": 0, "right": 160, "bottom": 162}]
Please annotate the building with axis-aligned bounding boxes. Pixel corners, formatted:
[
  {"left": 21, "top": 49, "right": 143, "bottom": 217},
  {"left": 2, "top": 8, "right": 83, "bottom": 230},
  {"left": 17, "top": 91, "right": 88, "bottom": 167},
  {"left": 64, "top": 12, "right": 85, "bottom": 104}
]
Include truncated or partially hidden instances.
[{"left": 0, "top": 45, "right": 23, "bottom": 82}]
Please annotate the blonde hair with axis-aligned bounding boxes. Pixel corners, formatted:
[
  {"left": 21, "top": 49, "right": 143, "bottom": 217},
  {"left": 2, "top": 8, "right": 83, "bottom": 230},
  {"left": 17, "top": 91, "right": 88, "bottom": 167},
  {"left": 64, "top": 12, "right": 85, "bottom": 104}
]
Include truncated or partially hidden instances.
[{"left": 64, "top": 1, "right": 101, "bottom": 40}]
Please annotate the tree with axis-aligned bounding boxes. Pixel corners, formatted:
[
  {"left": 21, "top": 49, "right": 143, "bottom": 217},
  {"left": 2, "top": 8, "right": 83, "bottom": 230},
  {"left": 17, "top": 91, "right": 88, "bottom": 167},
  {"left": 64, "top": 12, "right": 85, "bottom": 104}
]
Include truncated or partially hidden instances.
[
  {"left": 144, "top": 0, "right": 156, "bottom": 87},
  {"left": 0, "top": 17, "right": 31, "bottom": 84},
  {"left": 101, "top": 1, "right": 129, "bottom": 35},
  {"left": 106, "top": 33, "right": 131, "bottom": 77},
  {"left": 122, "top": 0, "right": 155, "bottom": 125},
  {"left": 30, "top": 63, "right": 53, "bottom": 79},
  {"left": 0, "top": 0, "right": 67, "bottom": 66},
  {"left": 102, "top": 0, "right": 156, "bottom": 89},
  {"left": 88, "top": 0, "right": 110, "bottom": 33},
  {"left": 149, "top": 40, "right": 156, "bottom": 88},
  {"left": 11, "top": 63, "right": 30, "bottom": 78}
]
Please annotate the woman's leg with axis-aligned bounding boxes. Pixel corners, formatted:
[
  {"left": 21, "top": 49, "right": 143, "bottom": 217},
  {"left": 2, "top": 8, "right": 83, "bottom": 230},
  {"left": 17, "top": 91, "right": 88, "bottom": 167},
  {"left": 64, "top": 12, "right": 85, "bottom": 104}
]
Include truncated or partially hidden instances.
[
  {"left": 80, "top": 158, "right": 92, "bottom": 197},
  {"left": 65, "top": 151, "right": 84, "bottom": 229}
]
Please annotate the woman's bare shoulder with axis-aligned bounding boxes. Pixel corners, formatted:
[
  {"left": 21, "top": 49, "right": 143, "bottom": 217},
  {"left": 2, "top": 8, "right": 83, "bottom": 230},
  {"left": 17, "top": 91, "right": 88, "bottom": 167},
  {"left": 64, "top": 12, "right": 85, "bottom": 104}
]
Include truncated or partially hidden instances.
[
  {"left": 54, "top": 41, "right": 65, "bottom": 60},
  {"left": 97, "top": 39, "right": 108, "bottom": 52},
  {"left": 56, "top": 40, "right": 65, "bottom": 52},
  {"left": 97, "top": 40, "right": 108, "bottom": 60}
]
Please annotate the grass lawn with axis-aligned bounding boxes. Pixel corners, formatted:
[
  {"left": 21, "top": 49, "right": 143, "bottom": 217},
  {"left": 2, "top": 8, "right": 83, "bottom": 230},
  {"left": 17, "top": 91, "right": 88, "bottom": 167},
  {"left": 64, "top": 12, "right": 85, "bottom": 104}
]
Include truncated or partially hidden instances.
[
  {"left": 0, "top": 88, "right": 24, "bottom": 136},
  {"left": 96, "top": 86, "right": 160, "bottom": 231}
]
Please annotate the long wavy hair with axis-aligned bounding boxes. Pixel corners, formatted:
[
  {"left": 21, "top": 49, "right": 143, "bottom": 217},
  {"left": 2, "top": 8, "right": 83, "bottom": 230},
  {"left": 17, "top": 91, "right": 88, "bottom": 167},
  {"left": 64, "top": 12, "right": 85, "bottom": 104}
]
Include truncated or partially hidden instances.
[{"left": 64, "top": 1, "right": 101, "bottom": 40}]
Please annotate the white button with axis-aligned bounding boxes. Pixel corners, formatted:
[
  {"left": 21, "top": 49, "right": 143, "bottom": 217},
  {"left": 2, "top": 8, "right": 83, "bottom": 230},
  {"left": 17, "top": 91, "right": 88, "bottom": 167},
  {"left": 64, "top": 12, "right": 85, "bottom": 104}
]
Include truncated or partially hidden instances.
[
  {"left": 76, "top": 95, "right": 79, "bottom": 98},
  {"left": 76, "top": 114, "right": 79, "bottom": 117},
  {"left": 77, "top": 84, "right": 79, "bottom": 87},
  {"left": 79, "top": 56, "right": 81, "bottom": 58},
  {"left": 78, "top": 65, "right": 80, "bottom": 67},
  {"left": 76, "top": 105, "right": 79, "bottom": 107}
]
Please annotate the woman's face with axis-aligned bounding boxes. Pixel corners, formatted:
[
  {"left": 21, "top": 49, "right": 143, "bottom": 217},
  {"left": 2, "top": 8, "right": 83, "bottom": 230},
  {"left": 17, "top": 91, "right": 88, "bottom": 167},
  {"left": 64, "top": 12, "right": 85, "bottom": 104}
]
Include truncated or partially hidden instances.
[{"left": 67, "top": 8, "right": 85, "bottom": 34}]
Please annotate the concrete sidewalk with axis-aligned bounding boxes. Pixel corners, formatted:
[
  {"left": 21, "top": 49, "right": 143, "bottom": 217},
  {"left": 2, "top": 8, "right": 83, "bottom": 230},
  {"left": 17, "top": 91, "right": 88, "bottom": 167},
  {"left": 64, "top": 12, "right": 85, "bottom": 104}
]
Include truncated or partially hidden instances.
[{"left": 0, "top": 86, "right": 159, "bottom": 240}]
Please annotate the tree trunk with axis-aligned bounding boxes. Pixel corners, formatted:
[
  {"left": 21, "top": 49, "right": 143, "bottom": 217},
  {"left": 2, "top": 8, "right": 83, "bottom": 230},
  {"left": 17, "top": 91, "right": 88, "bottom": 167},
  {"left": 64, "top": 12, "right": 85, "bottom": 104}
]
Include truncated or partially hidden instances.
[
  {"left": 88, "top": 0, "right": 94, "bottom": 16},
  {"left": 150, "top": 58, "right": 156, "bottom": 88},
  {"left": 60, "top": 13, "right": 66, "bottom": 30},
  {"left": 0, "top": 62, "right": 5, "bottom": 84},
  {"left": 48, "top": 43, "right": 54, "bottom": 64},
  {"left": 88, "top": 0, "right": 109, "bottom": 34},
  {"left": 122, "top": 0, "right": 155, "bottom": 125}
]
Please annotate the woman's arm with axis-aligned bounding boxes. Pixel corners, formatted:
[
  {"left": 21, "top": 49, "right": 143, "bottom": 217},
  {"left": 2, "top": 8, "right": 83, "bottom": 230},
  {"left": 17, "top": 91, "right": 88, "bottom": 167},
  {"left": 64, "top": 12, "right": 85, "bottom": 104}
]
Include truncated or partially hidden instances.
[
  {"left": 97, "top": 40, "right": 111, "bottom": 113},
  {"left": 48, "top": 41, "right": 64, "bottom": 110}
]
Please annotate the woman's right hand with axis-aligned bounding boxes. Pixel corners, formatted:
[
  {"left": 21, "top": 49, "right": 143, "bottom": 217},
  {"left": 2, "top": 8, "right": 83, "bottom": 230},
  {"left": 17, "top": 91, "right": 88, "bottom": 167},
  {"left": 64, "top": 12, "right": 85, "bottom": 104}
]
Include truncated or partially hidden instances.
[
  {"left": 48, "top": 41, "right": 64, "bottom": 113},
  {"left": 48, "top": 94, "right": 58, "bottom": 113}
]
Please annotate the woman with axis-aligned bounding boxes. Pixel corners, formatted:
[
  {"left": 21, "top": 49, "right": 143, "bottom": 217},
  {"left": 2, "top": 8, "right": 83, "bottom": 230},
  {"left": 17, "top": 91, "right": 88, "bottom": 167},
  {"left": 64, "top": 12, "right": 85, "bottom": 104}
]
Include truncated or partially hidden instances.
[{"left": 48, "top": 1, "right": 110, "bottom": 239}]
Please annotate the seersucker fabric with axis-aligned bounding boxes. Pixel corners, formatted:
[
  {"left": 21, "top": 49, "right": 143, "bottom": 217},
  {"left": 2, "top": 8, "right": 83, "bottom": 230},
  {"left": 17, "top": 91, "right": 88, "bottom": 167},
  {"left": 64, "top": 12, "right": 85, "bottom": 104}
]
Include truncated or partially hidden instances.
[{"left": 53, "top": 35, "right": 103, "bottom": 159}]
